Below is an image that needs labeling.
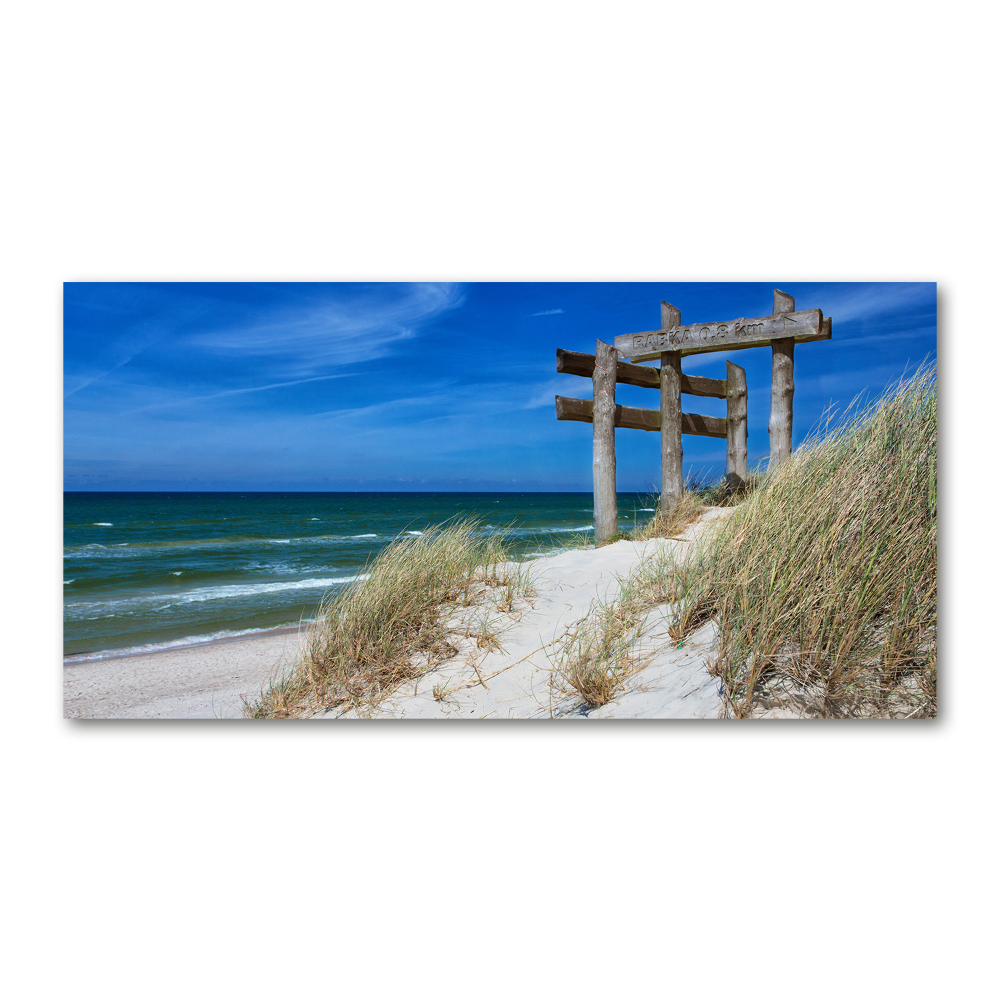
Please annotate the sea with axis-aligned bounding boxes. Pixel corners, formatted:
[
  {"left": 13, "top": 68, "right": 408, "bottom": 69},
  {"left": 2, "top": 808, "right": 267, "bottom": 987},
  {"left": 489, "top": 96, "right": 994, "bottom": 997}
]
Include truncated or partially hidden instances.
[{"left": 63, "top": 492, "right": 660, "bottom": 660}]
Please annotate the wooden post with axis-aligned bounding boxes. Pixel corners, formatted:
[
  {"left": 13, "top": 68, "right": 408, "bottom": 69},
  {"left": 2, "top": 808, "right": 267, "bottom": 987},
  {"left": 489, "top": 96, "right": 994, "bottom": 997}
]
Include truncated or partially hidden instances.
[
  {"left": 726, "top": 361, "right": 747, "bottom": 491},
  {"left": 769, "top": 288, "right": 795, "bottom": 470},
  {"left": 659, "top": 301, "right": 683, "bottom": 512},
  {"left": 593, "top": 339, "right": 618, "bottom": 545}
]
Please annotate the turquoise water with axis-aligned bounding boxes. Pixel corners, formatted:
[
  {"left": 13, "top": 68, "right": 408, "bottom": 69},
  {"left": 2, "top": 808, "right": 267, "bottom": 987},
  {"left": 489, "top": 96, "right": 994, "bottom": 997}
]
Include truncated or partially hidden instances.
[{"left": 64, "top": 492, "right": 658, "bottom": 658}]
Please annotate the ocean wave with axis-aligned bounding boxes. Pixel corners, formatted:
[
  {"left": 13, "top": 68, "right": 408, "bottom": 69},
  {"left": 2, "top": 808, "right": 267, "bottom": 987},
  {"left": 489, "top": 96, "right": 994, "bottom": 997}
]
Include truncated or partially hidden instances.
[
  {"left": 64, "top": 574, "right": 369, "bottom": 617},
  {"left": 63, "top": 620, "right": 320, "bottom": 664},
  {"left": 63, "top": 544, "right": 144, "bottom": 559},
  {"left": 173, "top": 577, "right": 369, "bottom": 603},
  {"left": 524, "top": 524, "right": 593, "bottom": 535},
  {"left": 64, "top": 532, "right": 392, "bottom": 556},
  {"left": 64, "top": 579, "right": 76, "bottom": 585},
  {"left": 66, "top": 523, "right": 597, "bottom": 560},
  {"left": 92, "top": 522, "right": 113, "bottom": 526},
  {"left": 639, "top": 508, "right": 656, "bottom": 512},
  {"left": 466, "top": 524, "right": 594, "bottom": 542}
]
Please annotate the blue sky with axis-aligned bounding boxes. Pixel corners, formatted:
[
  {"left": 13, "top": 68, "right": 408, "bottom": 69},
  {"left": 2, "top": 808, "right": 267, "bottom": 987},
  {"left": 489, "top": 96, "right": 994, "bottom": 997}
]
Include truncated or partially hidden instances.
[{"left": 63, "top": 282, "right": 937, "bottom": 491}]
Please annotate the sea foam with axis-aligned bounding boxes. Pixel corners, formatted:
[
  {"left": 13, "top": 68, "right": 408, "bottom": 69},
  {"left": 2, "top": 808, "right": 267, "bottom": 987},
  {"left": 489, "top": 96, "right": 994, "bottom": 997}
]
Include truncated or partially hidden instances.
[
  {"left": 64, "top": 575, "right": 369, "bottom": 617},
  {"left": 63, "top": 620, "right": 321, "bottom": 664}
]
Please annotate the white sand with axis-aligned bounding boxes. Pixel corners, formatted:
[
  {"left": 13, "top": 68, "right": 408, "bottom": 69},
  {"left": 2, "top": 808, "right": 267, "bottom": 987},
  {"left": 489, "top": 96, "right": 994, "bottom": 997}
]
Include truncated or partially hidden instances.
[
  {"left": 64, "top": 508, "right": 734, "bottom": 720},
  {"left": 63, "top": 628, "right": 308, "bottom": 719}
]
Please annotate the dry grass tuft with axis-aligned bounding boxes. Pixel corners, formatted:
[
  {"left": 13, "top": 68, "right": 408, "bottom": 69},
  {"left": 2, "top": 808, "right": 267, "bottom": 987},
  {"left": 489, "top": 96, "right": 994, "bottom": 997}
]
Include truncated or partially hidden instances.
[
  {"left": 632, "top": 489, "right": 708, "bottom": 541},
  {"left": 659, "top": 365, "right": 937, "bottom": 717},
  {"left": 551, "top": 594, "right": 645, "bottom": 707},
  {"left": 551, "top": 551, "right": 684, "bottom": 709},
  {"left": 243, "top": 519, "right": 532, "bottom": 718}
]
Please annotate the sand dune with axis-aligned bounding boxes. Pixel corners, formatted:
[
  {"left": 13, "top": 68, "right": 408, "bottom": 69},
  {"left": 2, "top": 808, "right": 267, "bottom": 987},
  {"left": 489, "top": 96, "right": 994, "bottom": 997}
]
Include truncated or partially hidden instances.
[
  {"left": 64, "top": 509, "right": 734, "bottom": 720},
  {"left": 315, "top": 507, "right": 732, "bottom": 720}
]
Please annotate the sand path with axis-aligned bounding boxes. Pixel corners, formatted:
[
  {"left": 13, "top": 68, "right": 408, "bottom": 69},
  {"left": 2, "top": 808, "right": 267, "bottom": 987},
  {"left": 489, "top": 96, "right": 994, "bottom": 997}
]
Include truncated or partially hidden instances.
[{"left": 316, "top": 507, "right": 733, "bottom": 720}]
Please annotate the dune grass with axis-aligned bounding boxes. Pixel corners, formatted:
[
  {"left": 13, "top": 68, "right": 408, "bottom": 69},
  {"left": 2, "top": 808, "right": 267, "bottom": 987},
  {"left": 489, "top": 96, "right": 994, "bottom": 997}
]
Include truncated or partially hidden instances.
[
  {"left": 629, "top": 489, "right": 708, "bottom": 542},
  {"left": 557, "top": 365, "right": 936, "bottom": 717},
  {"left": 603, "top": 474, "right": 760, "bottom": 547},
  {"left": 551, "top": 577, "right": 648, "bottom": 707},
  {"left": 662, "top": 365, "right": 937, "bottom": 717},
  {"left": 551, "top": 549, "right": 685, "bottom": 708},
  {"left": 243, "top": 519, "right": 533, "bottom": 718}
]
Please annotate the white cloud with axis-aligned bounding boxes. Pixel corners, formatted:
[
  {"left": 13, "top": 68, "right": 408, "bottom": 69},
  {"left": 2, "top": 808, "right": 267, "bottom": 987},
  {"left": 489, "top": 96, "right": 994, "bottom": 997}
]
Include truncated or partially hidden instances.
[
  {"left": 123, "top": 372, "right": 358, "bottom": 414},
  {"left": 187, "top": 282, "right": 464, "bottom": 375},
  {"left": 805, "top": 283, "right": 935, "bottom": 324},
  {"left": 63, "top": 306, "right": 205, "bottom": 398},
  {"left": 524, "top": 376, "right": 570, "bottom": 409},
  {"left": 66, "top": 284, "right": 465, "bottom": 402},
  {"left": 530, "top": 308, "right": 564, "bottom": 317}
]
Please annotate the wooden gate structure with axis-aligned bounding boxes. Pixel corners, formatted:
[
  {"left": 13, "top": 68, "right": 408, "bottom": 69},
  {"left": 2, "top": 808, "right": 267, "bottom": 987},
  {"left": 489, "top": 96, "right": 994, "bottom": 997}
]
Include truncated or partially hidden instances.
[{"left": 555, "top": 289, "right": 832, "bottom": 544}]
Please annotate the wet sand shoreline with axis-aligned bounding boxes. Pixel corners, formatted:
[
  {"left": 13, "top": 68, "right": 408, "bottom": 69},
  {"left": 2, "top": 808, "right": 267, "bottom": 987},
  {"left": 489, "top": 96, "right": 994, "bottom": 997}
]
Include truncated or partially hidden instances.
[
  {"left": 63, "top": 625, "right": 311, "bottom": 719},
  {"left": 64, "top": 623, "right": 308, "bottom": 667}
]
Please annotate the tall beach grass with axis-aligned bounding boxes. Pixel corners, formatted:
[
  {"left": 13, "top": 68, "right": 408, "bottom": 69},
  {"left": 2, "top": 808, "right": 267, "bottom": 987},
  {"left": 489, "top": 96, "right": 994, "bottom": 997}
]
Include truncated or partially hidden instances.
[
  {"left": 663, "top": 365, "right": 937, "bottom": 717},
  {"left": 244, "top": 519, "right": 532, "bottom": 718},
  {"left": 551, "top": 545, "right": 690, "bottom": 708}
]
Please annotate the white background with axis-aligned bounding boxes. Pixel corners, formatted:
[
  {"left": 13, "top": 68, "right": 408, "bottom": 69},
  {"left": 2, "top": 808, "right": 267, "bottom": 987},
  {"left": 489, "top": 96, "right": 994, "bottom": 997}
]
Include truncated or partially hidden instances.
[{"left": 2, "top": 2, "right": 994, "bottom": 997}]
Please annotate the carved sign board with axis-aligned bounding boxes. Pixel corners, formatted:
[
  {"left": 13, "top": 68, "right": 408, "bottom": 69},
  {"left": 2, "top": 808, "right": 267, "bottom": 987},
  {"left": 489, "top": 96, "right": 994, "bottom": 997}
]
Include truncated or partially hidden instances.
[{"left": 614, "top": 308, "right": 829, "bottom": 362}]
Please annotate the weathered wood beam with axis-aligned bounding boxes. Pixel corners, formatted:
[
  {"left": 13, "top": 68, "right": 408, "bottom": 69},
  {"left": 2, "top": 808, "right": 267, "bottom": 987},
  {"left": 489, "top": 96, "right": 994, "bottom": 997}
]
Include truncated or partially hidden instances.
[
  {"left": 556, "top": 349, "right": 726, "bottom": 397},
  {"left": 726, "top": 361, "right": 748, "bottom": 490},
  {"left": 660, "top": 302, "right": 684, "bottom": 512},
  {"left": 769, "top": 289, "right": 795, "bottom": 470},
  {"left": 616, "top": 307, "right": 829, "bottom": 362},
  {"left": 682, "top": 411, "right": 727, "bottom": 438},
  {"left": 680, "top": 373, "right": 727, "bottom": 399},
  {"left": 593, "top": 340, "right": 617, "bottom": 545},
  {"left": 555, "top": 396, "right": 726, "bottom": 438}
]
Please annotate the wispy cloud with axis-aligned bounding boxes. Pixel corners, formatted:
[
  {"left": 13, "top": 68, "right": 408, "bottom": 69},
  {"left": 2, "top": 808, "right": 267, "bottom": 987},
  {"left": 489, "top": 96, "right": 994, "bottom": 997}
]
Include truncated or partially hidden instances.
[
  {"left": 805, "top": 283, "right": 935, "bottom": 324},
  {"left": 124, "top": 372, "right": 358, "bottom": 415},
  {"left": 63, "top": 306, "right": 205, "bottom": 398},
  {"left": 524, "top": 377, "right": 569, "bottom": 409},
  {"left": 311, "top": 388, "right": 453, "bottom": 422},
  {"left": 530, "top": 308, "right": 564, "bottom": 317},
  {"left": 65, "top": 282, "right": 465, "bottom": 404},
  {"left": 188, "top": 283, "right": 463, "bottom": 376}
]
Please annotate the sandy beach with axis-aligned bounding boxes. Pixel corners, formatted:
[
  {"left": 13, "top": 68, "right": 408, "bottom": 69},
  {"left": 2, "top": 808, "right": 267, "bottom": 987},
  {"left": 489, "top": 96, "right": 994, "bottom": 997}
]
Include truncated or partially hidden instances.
[
  {"left": 65, "top": 509, "right": 733, "bottom": 720},
  {"left": 63, "top": 627, "right": 309, "bottom": 719}
]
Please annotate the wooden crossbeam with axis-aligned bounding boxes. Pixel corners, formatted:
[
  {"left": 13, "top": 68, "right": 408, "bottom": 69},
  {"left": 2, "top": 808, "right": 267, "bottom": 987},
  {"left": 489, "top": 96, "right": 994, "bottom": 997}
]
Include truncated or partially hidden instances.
[
  {"left": 616, "top": 307, "right": 830, "bottom": 361},
  {"left": 556, "top": 349, "right": 727, "bottom": 398},
  {"left": 555, "top": 395, "right": 726, "bottom": 438}
]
